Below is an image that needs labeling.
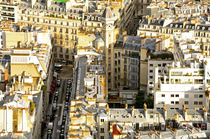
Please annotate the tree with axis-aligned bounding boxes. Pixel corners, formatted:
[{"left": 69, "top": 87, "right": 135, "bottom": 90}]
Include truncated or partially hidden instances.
[{"left": 135, "top": 90, "right": 154, "bottom": 108}]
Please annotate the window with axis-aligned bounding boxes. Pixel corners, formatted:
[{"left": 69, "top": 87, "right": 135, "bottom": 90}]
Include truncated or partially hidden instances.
[
  {"left": 194, "top": 94, "right": 198, "bottom": 98},
  {"left": 158, "top": 64, "right": 161, "bottom": 67},
  {"left": 194, "top": 101, "right": 198, "bottom": 105},
  {"left": 199, "top": 101, "right": 202, "bottom": 105},
  {"left": 150, "top": 115, "right": 153, "bottom": 118},
  {"left": 65, "top": 55, "right": 69, "bottom": 59},
  {"left": 118, "top": 52, "right": 120, "bottom": 57},
  {"left": 171, "top": 94, "right": 174, "bottom": 97},
  {"left": 184, "top": 101, "right": 189, "bottom": 105},
  {"left": 150, "top": 64, "right": 153, "bottom": 67},
  {"left": 199, "top": 95, "right": 203, "bottom": 98},
  {"left": 161, "top": 94, "right": 165, "bottom": 97},
  {"left": 175, "top": 101, "right": 179, "bottom": 104},
  {"left": 185, "top": 94, "right": 189, "bottom": 98},
  {"left": 149, "top": 76, "right": 153, "bottom": 79},
  {"left": 65, "top": 35, "right": 68, "bottom": 40},
  {"left": 124, "top": 58, "right": 127, "bottom": 64},
  {"left": 101, "top": 119, "right": 104, "bottom": 122},
  {"left": 175, "top": 94, "right": 179, "bottom": 97},
  {"left": 149, "top": 70, "right": 153, "bottom": 73},
  {"left": 100, "top": 136, "right": 104, "bottom": 139},
  {"left": 66, "top": 42, "right": 69, "bottom": 46},
  {"left": 100, "top": 128, "right": 104, "bottom": 133},
  {"left": 124, "top": 65, "right": 127, "bottom": 71},
  {"left": 171, "top": 101, "right": 174, "bottom": 104},
  {"left": 66, "top": 28, "right": 68, "bottom": 33}
]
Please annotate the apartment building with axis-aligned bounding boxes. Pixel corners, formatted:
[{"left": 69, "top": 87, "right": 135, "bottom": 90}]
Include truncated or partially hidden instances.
[
  {"left": 0, "top": 21, "right": 53, "bottom": 138},
  {"left": 0, "top": 92, "right": 43, "bottom": 138},
  {"left": 0, "top": 47, "right": 46, "bottom": 138},
  {"left": 69, "top": 34, "right": 210, "bottom": 139},
  {"left": 138, "top": 17, "right": 210, "bottom": 52},
  {"left": 97, "top": 103, "right": 210, "bottom": 139},
  {"left": 108, "top": 90, "right": 138, "bottom": 107},
  {"left": 109, "top": 35, "right": 141, "bottom": 90},
  {"left": 0, "top": 3, "right": 18, "bottom": 23},
  {"left": 146, "top": 0, "right": 209, "bottom": 18},
  {"left": 69, "top": 47, "right": 107, "bottom": 138},
  {"left": 154, "top": 35, "right": 210, "bottom": 110},
  {"left": 147, "top": 52, "right": 173, "bottom": 95}
]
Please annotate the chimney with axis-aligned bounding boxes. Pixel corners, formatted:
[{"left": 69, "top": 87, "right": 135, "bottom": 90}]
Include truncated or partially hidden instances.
[
  {"left": 131, "top": 106, "right": 135, "bottom": 117},
  {"left": 144, "top": 103, "right": 148, "bottom": 119},
  {"left": 195, "top": 20, "right": 200, "bottom": 30},
  {"left": 183, "top": 19, "right": 188, "bottom": 28},
  {"left": 123, "top": 123, "right": 126, "bottom": 131},
  {"left": 148, "top": 16, "right": 152, "bottom": 24},
  {"left": 107, "top": 103, "right": 110, "bottom": 116},
  {"left": 125, "top": 104, "right": 128, "bottom": 109},
  {"left": 163, "top": 104, "right": 167, "bottom": 120},
  {"left": 123, "top": 35, "right": 128, "bottom": 44},
  {"left": 203, "top": 105, "right": 207, "bottom": 122},
  {"left": 182, "top": 104, "right": 188, "bottom": 121}
]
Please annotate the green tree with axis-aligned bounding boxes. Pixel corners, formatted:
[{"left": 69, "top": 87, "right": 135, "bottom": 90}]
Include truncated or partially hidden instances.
[{"left": 135, "top": 90, "right": 154, "bottom": 108}]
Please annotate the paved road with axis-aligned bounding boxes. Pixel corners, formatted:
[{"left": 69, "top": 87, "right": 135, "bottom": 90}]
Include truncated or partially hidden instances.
[{"left": 43, "top": 64, "right": 73, "bottom": 139}]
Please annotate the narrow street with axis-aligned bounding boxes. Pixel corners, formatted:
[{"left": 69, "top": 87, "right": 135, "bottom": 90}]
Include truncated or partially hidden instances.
[{"left": 43, "top": 64, "right": 73, "bottom": 139}]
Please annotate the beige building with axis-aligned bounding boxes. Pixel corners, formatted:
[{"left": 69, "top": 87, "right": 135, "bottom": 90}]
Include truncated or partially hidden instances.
[
  {"left": 97, "top": 103, "right": 209, "bottom": 139},
  {"left": 69, "top": 46, "right": 107, "bottom": 138}
]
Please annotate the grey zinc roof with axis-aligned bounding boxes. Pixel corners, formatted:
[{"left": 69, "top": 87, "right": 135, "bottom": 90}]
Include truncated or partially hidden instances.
[
  {"left": 76, "top": 56, "right": 87, "bottom": 96},
  {"left": 141, "top": 39, "right": 156, "bottom": 51},
  {"left": 0, "top": 95, "right": 21, "bottom": 107},
  {"left": 123, "top": 36, "right": 141, "bottom": 51},
  {"left": 102, "top": 7, "right": 114, "bottom": 19}
]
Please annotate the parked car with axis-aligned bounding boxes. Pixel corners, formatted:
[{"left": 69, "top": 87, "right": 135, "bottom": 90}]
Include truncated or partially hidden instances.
[{"left": 57, "top": 79, "right": 61, "bottom": 87}]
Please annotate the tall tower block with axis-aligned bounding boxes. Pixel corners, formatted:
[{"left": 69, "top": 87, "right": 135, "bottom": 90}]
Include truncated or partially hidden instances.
[{"left": 101, "top": 7, "right": 116, "bottom": 90}]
